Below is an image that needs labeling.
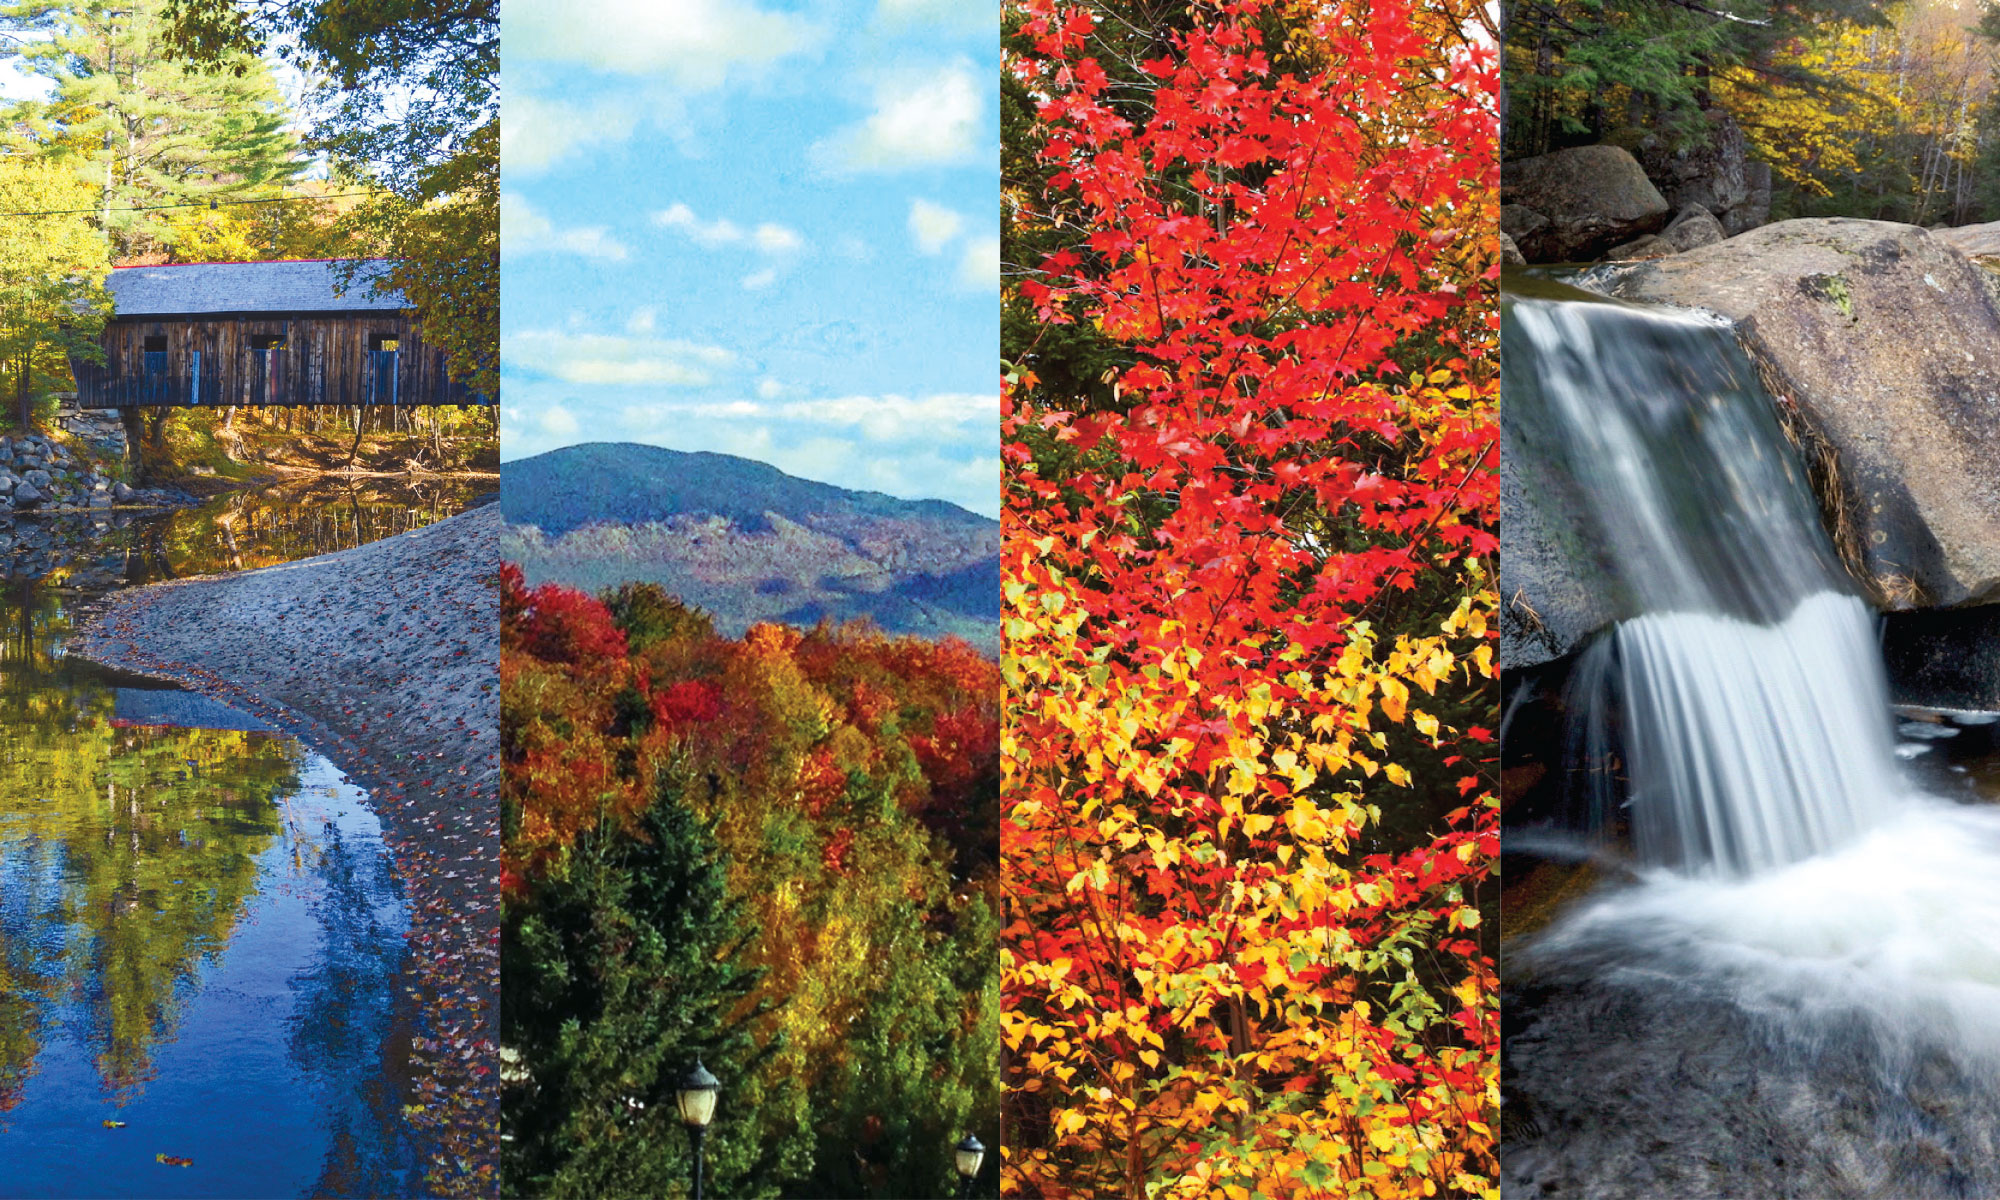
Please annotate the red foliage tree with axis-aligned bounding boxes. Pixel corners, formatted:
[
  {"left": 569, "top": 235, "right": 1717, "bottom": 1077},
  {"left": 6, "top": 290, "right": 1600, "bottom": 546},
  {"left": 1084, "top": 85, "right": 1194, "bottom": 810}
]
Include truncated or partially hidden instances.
[{"left": 1001, "top": 0, "right": 1500, "bottom": 1194}]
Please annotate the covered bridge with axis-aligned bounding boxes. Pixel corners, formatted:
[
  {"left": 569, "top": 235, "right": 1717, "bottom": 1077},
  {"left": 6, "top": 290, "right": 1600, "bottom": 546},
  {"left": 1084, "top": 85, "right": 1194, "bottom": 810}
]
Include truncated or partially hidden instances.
[{"left": 71, "top": 259, "right": 485, "bottom": 407}]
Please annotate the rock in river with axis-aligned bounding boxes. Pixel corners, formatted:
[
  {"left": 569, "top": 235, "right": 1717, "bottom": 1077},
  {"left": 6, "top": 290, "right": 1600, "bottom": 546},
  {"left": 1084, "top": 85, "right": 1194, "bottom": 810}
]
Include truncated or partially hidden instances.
[
  {"left": 1502, "top": 145, "right": 1670, "bottom": 262},
  {"left": 1599, "top": 218, "right": 2000, "bottom": 611}
]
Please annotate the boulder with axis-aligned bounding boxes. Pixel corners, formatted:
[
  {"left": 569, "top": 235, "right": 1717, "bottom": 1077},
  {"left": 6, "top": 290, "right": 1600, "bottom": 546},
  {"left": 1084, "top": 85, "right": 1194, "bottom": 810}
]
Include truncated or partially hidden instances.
[
  {"left": 1884, "top": 604, "right": 2000, "bottom": 711},
  {"left": 1502, "top": 203, "right": 1551, "bottom": 248},
  {"left": 12, "top": 483, "right": 43, "bottom": 507},
  {"left": 1602, "top": 218, "right": 2000, "bottom": 610},
  {"left": 1499, "top": 424, "right": 1624, "bottom": 668},
  {"left": 23, "top": 469, "right": 50, "bottom": 490},
  {"left": 1501, "top": 231, "right": 1527, "bottom": 267},
  {"left": 1636, "top": 109, "right": 1771, "bottom": 235},
  {"left": 1936, "top": 221, "right": 2000, "bottom": 274},
  {"left": 1661, "top": 204, "right": 1726, "bottom": 253},
  {"left": 112, "top": 481, "right": 136, "bottom": 502},
  {"left": 1603, "top": 233, "right": 1675, "bottom": 261},
  {"left": 1501, "top": 146, "right": 1671, "bottom": 262},
  {"left": 1936, "top": 221, "right": 2000, "bottom": 255}
]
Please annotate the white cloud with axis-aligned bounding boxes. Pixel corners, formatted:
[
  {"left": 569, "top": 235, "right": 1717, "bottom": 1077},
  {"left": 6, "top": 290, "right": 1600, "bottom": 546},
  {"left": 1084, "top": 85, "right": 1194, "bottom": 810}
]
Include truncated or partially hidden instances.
[
  {"left": 504, "top": 93, "right": 638, "bottom": 173},
  {"left": 741, "top": 268, "right": 779, "bottom": 291},
  {"left": 813, "top": 62, "right": 982, "bottom": 172},
  {"left": 507, "top": 0, "right": 819, "bottom": 85},
  {"left": 752, "top": 223, "right": 805, "bottom": 253},
  {"left": 756, "top": 377, "right": 786, "bottom": 400},
  {"left": 957, "top": 236, "right": 999, "bottom": 290},
  {"left": 504, "top": 193, "right": 630, "bottom": 261},
  {"left": 505, "top": 328, "right": 737, "bottom": 388},
  {"left": 539, "top": 405, "right": 581, "bottom": 436},
  {"left": 656, "top": 202, "right": 744, "bottom": 247},
  {"left": 781, "top": 392, "right": 995, "bottom": 442},
  {"left": 626, "top": 307, "right": 657, "bottom": 335},
  {"left": 656, "top": 203, "right": 805, "bottom": 255},
  {"left": 908, "top": 199, "right": 965, "bottom": 255}
]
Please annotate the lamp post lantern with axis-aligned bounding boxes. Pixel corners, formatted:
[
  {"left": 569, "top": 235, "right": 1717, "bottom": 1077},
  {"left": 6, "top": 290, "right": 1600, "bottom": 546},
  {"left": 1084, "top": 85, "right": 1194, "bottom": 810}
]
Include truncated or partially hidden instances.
[
  {"left": 954, "top": 1133, "right": 985, "bottom": 1199},
  {"left": 676, "top": 1058, "right": 720, "bottom": 1200}
]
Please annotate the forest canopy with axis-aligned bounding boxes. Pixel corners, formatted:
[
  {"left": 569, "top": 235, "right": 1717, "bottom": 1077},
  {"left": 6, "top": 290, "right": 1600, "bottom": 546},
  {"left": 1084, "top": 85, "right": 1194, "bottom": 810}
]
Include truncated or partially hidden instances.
[
  {"left": 500, "top": 569, "right": 1001, "bottom": 1199},
  {"left": 1505, "top": 0, "right": 2000, "bottom": 224}
]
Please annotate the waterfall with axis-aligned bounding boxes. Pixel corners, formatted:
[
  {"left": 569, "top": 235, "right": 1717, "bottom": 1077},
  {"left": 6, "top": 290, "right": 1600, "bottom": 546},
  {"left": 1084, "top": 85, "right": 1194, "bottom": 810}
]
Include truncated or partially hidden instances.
[
  {"left": 1502, "top": 289, "right": 2000, "bottom": 1199},
  {"left": 1506, "top": 295, "right": 1902, "bottom": 875}
]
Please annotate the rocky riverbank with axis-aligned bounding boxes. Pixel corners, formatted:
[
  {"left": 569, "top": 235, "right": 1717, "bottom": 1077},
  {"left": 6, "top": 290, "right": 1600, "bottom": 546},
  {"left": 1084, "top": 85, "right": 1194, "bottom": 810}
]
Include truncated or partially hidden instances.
[
  {"left": 0, "top": 431, "right": 192, "bottom": 512},
  {"left": 74, "top": 501, "right": 502, "bottom": 1197}
]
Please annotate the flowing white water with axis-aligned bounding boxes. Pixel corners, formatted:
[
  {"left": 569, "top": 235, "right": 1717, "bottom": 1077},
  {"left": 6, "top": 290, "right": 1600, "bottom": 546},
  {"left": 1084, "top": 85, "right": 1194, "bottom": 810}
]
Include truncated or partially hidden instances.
[
  {"left": 1537, "top": 800, "right": 2000, "bottom": 1059},
  {"left": 1503, "top": 290, "right": 2000, "bottom": 1195},
  {"left": 1507, "top": 296, "right": 1905, "bottom": 875},
  {"left": 1602, "top": 594, "right": 1901, "bottom": 875}
]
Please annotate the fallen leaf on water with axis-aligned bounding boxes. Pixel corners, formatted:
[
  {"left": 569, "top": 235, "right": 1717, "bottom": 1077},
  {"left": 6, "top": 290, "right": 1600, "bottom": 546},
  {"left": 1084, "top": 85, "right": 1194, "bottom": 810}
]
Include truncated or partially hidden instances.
[
  {"left": 156, "top": 1154, "right": 194, "bottom": 1167},
  {"left": 102, "top": 1120, "right": 126, "bottom": 1129}
]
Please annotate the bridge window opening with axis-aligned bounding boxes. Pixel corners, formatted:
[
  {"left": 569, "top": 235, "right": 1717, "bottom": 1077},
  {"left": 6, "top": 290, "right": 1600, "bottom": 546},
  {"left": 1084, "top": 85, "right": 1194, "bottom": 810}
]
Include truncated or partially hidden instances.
[
  {"left": 143, "top": 334, "right": 167, "bottom": 375},
  {"left": 250, "top": 334, "right": 285, "bottom": 351},
  {"left": 369, "top": 334, "right": 400, "bottom": 353}
]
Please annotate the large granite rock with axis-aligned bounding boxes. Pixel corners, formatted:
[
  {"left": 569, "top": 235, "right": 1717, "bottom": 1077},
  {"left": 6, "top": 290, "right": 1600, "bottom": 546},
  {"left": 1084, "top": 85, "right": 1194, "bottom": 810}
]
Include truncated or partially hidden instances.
[
  {"left": 1660, "top": 204, "right": 1726, "bottom": 253},
  {"left": 1599, "top": 219, "right": 2000, "bottom": 611},
  {"left": 1883, "top": 604, "right": 2000, "bottom": 711},
  {"left": 1635, "top": 108, "right": 1772, "bottom": 235},
  {"left": 1936, "top": 221, "right": 2000, "bottom": 261},
  {"left": 1502, "top": 145, "right": 1670, "bottom": 262},
  {"left": 1602, "top": 233, "right": 1674, "bottom": 261}
]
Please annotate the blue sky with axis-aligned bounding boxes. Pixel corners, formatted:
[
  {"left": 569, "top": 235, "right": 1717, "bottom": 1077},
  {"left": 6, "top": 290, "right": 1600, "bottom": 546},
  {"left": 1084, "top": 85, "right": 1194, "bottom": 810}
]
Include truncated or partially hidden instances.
[{"left": 501, "top": 0, "right": 999, "bottom": 517}]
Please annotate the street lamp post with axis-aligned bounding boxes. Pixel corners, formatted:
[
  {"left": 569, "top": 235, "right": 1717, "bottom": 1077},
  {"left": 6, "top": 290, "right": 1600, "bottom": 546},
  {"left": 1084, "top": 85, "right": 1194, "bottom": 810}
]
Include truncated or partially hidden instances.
[
  {"left": 954, "top": 1133, "right": 985, "bottom": 1199},
  {"left": 675, "top": 1059, "right": 720, "bottom": 1200}
]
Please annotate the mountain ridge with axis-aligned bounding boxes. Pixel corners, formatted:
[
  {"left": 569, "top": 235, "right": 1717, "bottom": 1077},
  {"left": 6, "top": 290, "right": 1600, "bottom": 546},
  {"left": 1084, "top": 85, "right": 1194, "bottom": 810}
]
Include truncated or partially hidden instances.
[{"left": 500, "top": 443, "right": 998, "bottom": 650}]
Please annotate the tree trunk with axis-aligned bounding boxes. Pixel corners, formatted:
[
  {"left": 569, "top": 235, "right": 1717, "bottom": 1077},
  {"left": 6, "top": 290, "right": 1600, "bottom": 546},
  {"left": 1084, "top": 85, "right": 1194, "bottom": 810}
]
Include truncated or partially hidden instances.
[
  {"left": 117, "top": 407, "right": 149, "bottom": 483},
  {"left": 344, "top": 405, "right": 366, "bottom": 468}
]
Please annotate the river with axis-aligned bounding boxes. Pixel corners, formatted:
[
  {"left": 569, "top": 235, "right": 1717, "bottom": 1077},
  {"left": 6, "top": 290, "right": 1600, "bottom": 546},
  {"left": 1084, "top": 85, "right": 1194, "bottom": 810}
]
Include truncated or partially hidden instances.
[
  {"left": 1499, "top": 289, "right": 2000, "bottom": 1198},
  {"left": 0, "top": 477, "right": 490, "bottom": 1198}
]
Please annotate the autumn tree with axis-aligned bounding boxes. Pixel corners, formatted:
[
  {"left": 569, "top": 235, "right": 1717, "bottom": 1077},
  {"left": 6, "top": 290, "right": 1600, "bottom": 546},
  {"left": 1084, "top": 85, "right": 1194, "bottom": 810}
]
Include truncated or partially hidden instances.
[
  {"left": 502, "top": 571, "right": 1002, "bottom": 1198},
  {"left": 158, "top": 0, "right": 498, "bottom": 395},
  {"left": 1711, "top": 0, "right": 1999, "bottom": 224},
  {"left": 0, "top": 158, "right": 108, "bottom": 430},
  {"left": 1001, "top": 0, "right": 1500, "bottom": 1196},
  {"left": 0, "top": 0, "right": 300, "bottom": 261},
  {"left": 1502, "top": 0, "right": 1903, "bottom": 159}
]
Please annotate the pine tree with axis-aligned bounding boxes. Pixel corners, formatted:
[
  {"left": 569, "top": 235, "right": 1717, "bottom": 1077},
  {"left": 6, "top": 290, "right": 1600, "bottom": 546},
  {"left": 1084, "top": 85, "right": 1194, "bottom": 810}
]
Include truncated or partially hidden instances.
[
  {"left": 0, "top": 0, "right": 299, "bottom": 261},
  {"left": 502, "top": 786, "right": 811, "bottom": 1199}
]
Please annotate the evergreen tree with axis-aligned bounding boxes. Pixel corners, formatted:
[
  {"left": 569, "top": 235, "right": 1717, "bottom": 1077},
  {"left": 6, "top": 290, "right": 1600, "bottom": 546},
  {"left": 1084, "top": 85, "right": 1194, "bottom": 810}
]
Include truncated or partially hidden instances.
[
  {"left": 803, "top": 890, "right": 1001, "bottom": 1199},
  {"left": 157, "top": 0, "right": 498, "bottom": 396},
  {"left": 0, "top": 0, "right": 299, "bottom": 261},
  {"left": 502, "top": 786, "right": 812, "bottom": 1199}
]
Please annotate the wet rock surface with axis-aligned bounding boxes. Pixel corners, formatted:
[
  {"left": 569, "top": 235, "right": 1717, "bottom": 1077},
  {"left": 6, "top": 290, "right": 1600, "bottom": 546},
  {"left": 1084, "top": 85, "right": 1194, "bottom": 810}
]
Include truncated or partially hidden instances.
[
  {"left": 1596, "top": 219, "right": 2000, "bottom": 611},
  {"left": 1883, "top": 603, "right": 2000, "bottom": 712},
  {"left": 1503, "top": 963, "right": 2000, "bottom": 1200}
]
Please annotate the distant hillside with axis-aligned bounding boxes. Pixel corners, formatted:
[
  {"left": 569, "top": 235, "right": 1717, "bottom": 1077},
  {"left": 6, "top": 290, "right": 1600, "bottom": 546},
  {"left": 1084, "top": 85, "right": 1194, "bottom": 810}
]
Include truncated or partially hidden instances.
[{"left": 501, "top": 443, "right": 999, "bottom": 650}]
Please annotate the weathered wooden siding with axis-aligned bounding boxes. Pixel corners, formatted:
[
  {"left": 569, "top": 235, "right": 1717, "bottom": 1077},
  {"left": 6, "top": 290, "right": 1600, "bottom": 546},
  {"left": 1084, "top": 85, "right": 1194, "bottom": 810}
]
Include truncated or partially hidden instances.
[{"left": 75, "top": 311, "right": 481, "bottom": 406}]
